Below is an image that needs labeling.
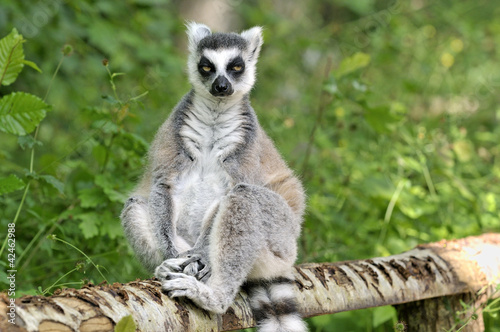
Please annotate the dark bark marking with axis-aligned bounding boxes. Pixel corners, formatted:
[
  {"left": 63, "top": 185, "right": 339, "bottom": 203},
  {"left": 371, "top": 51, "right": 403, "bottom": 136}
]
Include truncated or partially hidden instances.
[
  {"left": 174, "top": 301, "right": 190, "bottom": 328},
  {"left": 295, "top": 267, "right": 315, "bottom": 291},
  {"left": 367, "top": 259, "right": 393, "bottom": 286},
  {"left": 311, "top": 266, "right": 329, "bottom": 290},
  {"left": 346, "top": 263, "right": 369, "bottom": 289},
  {"left": 222, "top": 307, "right": 241, "bottom": 330},
  {"left": 326, "top": 265, "right": 355, "bottom": 289},
  {"left": 388, "top": 259, "right": 411, "bottom": 282}
]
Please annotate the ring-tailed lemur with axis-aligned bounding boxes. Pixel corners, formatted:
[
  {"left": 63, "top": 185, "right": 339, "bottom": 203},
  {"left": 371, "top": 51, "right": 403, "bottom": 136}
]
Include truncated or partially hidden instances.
[{"left": 121, "top": 22, "right": 307, "bottom": 332}]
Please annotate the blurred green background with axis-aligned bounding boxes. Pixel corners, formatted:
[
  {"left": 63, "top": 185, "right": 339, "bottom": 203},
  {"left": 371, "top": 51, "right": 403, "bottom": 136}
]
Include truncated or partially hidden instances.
[{"left": 1, "top": 0, "right": 499, "bottom": 330}]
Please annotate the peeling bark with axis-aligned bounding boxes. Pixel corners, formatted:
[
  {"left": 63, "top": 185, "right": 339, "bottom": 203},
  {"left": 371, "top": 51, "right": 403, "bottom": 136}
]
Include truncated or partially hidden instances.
[{"left": 1, "top": 233, "right": 499, "bottom": 332}]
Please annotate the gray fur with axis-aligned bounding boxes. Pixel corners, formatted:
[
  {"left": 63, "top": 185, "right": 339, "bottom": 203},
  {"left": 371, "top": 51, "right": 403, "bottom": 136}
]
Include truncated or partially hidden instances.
[
  {"left": 121, "top": 23, "right": 306, "bottom": 332},
  {"left": 198, "top": 32, "right": 248, "bottom": 52}
]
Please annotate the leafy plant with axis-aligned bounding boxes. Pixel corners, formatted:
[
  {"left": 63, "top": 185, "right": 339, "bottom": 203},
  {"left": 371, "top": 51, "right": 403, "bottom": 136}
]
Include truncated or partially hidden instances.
[
  {"left": 0, "top": 28, "right": 51, "bottom": 256},
  {"left": 0, "top": 27, "right": 149, "bottom": 295}
]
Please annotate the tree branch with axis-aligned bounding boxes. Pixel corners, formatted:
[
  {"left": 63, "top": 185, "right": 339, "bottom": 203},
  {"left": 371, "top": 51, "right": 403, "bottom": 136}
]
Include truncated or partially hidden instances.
[{"left": 1, "top": 233, "right": 499, "bottom": 331}]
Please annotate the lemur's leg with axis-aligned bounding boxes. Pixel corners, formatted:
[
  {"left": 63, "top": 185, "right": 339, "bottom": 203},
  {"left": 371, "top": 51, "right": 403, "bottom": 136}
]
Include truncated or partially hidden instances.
[
  {"left": 156, "top": 201, "right": 220, "bottom": 281},
  {"left": 122, "top": 179, "right": 193, "bottom": 273},
  {"left": 121, "top": 196, "right": 164, "bottom": 272},
  {"left": 159, "top": 183, "right": 300, "bottom": 314}
]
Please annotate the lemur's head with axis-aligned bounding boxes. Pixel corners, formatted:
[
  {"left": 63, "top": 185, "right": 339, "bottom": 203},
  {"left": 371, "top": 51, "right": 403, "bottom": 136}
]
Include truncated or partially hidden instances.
[{"left": 186, "top": 22, "right": 263, "bottom": 100}]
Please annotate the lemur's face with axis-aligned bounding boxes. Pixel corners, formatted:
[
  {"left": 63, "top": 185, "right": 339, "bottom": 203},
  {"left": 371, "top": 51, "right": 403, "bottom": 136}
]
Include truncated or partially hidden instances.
[
  {"left": 197, "top": 49, "right": 245, "bottom": 97},
  {"left": 186, "top": 23, "right": 263, "bottom": 100}
]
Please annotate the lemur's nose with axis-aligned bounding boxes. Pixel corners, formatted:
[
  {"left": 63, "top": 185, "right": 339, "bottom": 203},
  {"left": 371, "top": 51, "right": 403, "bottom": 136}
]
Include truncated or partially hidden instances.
[
  {"left": 211, "top": 76, "right": 233, "bottom": 96},
  {"left": 215, "top": 82, "right": 228, "bottom": 92}
]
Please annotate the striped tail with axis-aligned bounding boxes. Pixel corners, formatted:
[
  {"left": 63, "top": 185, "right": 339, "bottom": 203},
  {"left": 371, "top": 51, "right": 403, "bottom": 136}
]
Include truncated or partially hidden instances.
[{"left": 245, "top": 277, "right": 307, "bottom": 332}]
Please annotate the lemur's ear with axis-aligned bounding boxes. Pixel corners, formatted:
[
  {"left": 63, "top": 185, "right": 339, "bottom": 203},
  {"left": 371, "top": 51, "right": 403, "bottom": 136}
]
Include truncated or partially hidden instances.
[
  {"left": 240, "top": 26, "right": 263, "bottom": 60},
  {"left": 186, "top": 22, "right": 211, "bottom": 53}
]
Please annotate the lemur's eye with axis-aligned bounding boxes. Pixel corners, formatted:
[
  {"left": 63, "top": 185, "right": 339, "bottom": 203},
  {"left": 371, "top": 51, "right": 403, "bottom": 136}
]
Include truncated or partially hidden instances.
[
  {"left": 202, "top": 66, "right": 212, "bottom": 72},
  {"left": 227, "top": 56, "right": 245, "bottom": 74}
]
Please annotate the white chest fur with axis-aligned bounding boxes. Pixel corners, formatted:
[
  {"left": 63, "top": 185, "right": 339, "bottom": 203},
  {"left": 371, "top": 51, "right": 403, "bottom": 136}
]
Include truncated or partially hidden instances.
[
  {"left": 173, "top": 99, "right": 246, "bottom": 244},
  {"left": 180, "top": 99, "right": 246, "bottom": 163}
]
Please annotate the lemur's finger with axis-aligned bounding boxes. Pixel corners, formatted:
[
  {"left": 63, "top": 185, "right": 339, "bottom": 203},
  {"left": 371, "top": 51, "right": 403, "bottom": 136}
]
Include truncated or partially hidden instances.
[
  {"left": 154, "top": 259, "right": 186, "bottom": 279},
  {"left": 196, "top": 266, "right": 211, "bottom": 282},
  {"left": 179, "top": 254, "right": 201, "bottom": 269},
  {"left": 183, "top": 262, "right": 199, "bottom": 276}
]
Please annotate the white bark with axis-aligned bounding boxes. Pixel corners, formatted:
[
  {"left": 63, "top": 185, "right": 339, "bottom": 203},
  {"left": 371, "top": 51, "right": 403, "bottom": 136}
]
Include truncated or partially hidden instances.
[{"left": 1, "top": 233, "right": 499, "bottom": 332}]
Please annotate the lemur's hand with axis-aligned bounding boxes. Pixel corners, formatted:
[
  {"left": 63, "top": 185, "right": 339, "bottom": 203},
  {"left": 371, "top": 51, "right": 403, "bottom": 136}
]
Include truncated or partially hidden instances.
[
  {"left": 155, "top": 254, "right": 211, "bottom": 282},
  {"left": 180, "top": 252, "right": 211, "bottom": 282}
]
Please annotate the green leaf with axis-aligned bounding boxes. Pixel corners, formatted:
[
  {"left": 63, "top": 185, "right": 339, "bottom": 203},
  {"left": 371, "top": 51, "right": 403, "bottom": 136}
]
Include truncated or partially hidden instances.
[
  {"left": 0, "top": 174, "right": 25, "bottom": 195},
  {"left": 364, "top": 106, "right": 402, "bottom": 134},
  {"left": 114, "top": 315, "right": 136, "bottom": 332},
  {"left": 0, "top": 92, "right": 51, "bottom": 135},
  {"left": 335, "top": 52, "right": 371, "bottom": 78},
  {"left": 78, "top": 187, "right": 105, "bottom": 208},
  {"left": 484, "top": 192, "right": 497, "bottom": 213},
  {"left": 95, "top": 174, "right": 128, "bottom": 203},
  {"left": 100, "top": 211, "right": 123, "bottom": 240},
  {"left": 0, "top": 28, "right": 25, "bottom": 86},
  {"left": 76, "top": 213, "right": 101, "bottom": 239},
  {"left": 18, "top": 135, "right": 43, "bottom": 150},
  {"left": 22, "top": 60, "right": 42, "bottom": 73},
  {"left": 92, "top": 119, "right": 119, "bottom": 134},
  {"left": 39, "top": 175, "right": 64, "bottom": 194},
  {"left": 92, "top": 144, "right": 107, "bottom": 167},
  {"left": 118, "top": 132, "right": 149, "bottom": 151},
  {"left": 111, "top": 72, "right": 125, "bottom": 78}
]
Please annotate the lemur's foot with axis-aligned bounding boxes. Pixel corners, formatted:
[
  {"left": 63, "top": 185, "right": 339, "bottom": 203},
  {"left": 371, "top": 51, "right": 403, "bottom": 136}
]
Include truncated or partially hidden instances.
[
  {"left": 161, "top": 272, "right": 199, "bottom": 298},
  {"left": 161, "top": 271, "right": 227, "bottom": 314}
]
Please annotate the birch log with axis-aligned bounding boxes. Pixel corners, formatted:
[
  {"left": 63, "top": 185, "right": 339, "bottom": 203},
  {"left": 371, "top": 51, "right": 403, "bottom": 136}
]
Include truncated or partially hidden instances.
[{"left": 1, "top": 233, "right": 499, "bottom": 332}]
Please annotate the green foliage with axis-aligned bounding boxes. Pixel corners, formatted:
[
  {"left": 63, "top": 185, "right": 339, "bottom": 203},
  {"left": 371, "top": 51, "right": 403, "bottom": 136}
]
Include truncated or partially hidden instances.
[
  {"left": 0, "top": 1, "right": 499, "bottom": 331},
  {"left": 0, "top": 28, "right": 41, "bottom": 86},
  {"left": 0, "top": 174, "right": 24, "bottom": 195},
  {"left": 0, "top": 29, "right": 48, "bottom": 136},
  {"left": 0, "top": 20, "right": 150, "bottom": 297},
  {"left": 114, "top": 315, "right": 137, "bottom": 332},
  {"left": 0, "top": 92, "right": 51, "bottom": 135}
]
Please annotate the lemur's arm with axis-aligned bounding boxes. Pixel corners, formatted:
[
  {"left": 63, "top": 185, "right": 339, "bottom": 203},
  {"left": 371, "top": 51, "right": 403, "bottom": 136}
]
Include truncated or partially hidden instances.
[
  {"left": 145, "top": 113, "right": 190, "bottom": 260},
  {"left": 148, "top": 171, "right": 179, "bottom": 259}
]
